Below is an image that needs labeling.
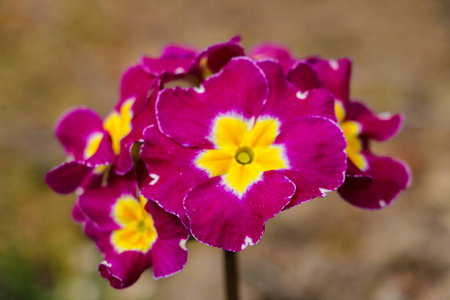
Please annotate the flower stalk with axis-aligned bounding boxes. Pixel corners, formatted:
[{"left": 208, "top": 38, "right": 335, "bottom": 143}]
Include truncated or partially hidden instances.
[{"left": 224, "top": 251, "right": 239, "bottom": 300}]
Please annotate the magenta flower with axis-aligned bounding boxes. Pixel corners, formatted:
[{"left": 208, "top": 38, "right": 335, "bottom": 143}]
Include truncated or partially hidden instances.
[
  {"left": 141, "top": 45, "right": 197, "bottom": 77},
  {"left": 192, "top": 35, "right": 244, "bottom": 78},
  {"left": 287, "top": 57, "right": 411, "bottom": 209},
  {"left": 250, "top": 43, "right": 297, "bottom": 73},
  {"left": 140, "top": 57, "right": 347, "bottom": 251},
  {"left": 78, "top": 172, "right": 189, "bottom": 288},
  {"left": 45, "top": 65, "right": 156, "bottom": 195},
  {"left": 140, "top": 36, "right": 244, "bottom": 83}
]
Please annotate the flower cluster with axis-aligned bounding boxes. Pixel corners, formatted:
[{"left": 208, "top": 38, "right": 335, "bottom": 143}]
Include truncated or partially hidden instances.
[{"left": 45, "top": 37, "right": 410, "bottom": 288}]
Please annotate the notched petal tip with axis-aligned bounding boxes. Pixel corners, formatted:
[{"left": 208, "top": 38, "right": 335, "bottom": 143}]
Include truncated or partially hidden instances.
[
  {"left": 338, "top": 154, "right": 411, "bottom": 209},
  {"left": 99, "top": 261, "right": 127, "bottom": 289},
  {"left": 45, "top": 162, "right": 93, "bottom": 194}
]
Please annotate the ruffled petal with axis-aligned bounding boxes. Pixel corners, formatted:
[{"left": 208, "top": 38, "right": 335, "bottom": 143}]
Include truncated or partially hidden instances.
[
  {"left": 275, "top": 116, "right": 347, "bottom": 208},
  {"left": 306, "top": 57, "right": 352, "bottom": 103},
  {"left": 55, "top": 108, "right": 115, "bottom": 165},
  {"left": 147, "top": 200, "right": 189, "bottom": 278},
  {"left": 140, "top": 126, "right": 208, "bottom": 227},
  {"left": 338, "top": 153, "right": 411, "bottom": 209},
  {"left": 194, "top": 36, "right": 244, "bottom": 76},
  {"left": 185, "top": 171, "right": 295, "bottom": 251},
  {"left": 346, "top": 101, "right": 403, "bottom": 141},
  {"left": 141, "top": 45, "right": 197, "bottom": 76},
  {"left": 45, "top": 161, "right": 94, "bottom": 194},
  {"left": 113, "top": 140, "right": 135, "bottom": 176},
  {"left": 156, "top": 58, "right": 269, "bottom": 148},
  {"left": 286, "top": 62, "right": 321, "bottom": 92},
  {"left": 258, "top": 60, "right": 336, "bottom": 123},
  {"left": 250, "top": 43, "right": 297, "bottom": 73},
  {"left": 118, "top": 65, "right": 156, "bottom": 113},
  {"left": 84, "top": 221, "right": 113, "bottom": 254},
  {"left": 344, "top": 158, "right": 372, "bottom": 188},
  {"left": 99, "top": 251, "right": 153, "bottom": 289},
  {"left": 72, "top": 200, "right": 87, "bottom": 223}
]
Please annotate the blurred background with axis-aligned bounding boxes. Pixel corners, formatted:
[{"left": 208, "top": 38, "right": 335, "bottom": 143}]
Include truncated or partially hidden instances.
[{"left": 0, "top": 0, "right": 449, "bottom": 299}]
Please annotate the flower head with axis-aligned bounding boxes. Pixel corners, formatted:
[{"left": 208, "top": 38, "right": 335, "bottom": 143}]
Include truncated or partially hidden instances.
[
  {"left": 46, "top": 37, "right": 411, "bottom": 288},
  {"left": 45, "top": 65, "right": 157, "bottom": 195}
]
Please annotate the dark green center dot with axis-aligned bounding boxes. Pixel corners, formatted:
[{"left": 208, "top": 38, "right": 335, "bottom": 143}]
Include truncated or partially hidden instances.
[
  {"left": 235, "top": 147, "right": 254, "bottom": 165},
  {"left": 136, "top": 220, "right": 147, "bottom": 233}
]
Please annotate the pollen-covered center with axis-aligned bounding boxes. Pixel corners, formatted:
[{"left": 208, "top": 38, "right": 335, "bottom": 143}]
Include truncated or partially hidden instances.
[
  {"left": 335, "top": 101, "right": 368, "bottom": 171},
  {"left": 110, "top": 195, "right": 157, "bottom": 254},
  {"left": 235, "top": 147, "right": 254, "bottom": 165},
  {"left": 196, "top": 114, "right": 288, "bottom": 195}
]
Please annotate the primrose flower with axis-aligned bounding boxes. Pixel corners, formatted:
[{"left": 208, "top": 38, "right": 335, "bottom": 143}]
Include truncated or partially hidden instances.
[
  {"left": 140, "top": 36, "right": 244, "bottom": 83},
  {"left": 45, "top": 64, "right": 157, "bottom": 195},
  {"left": 78, "top": 172, "right": 189, "bottom": 288},
  {"left": 287, "top": 57, "right": 411, "bottom": 209},
  {"left": 140, "top": 44, "right": 197, "bottom": 81},
  {"left": 250, "top": 43, "right": 297, "bottom": 73},
  {"left": 140, "top": 57, "right": 347, "bottom": 251}
]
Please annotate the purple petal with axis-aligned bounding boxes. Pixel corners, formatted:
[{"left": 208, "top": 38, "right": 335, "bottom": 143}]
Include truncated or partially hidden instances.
[
  {"left": 275, "top": 116, "right": 347, "bottom": 208},
  {"left": 146, "top": 194, "right": 189, "bottom": 279},
  {"left": 287, "top": 62, "right": 321, "bottom": 92},
  {"left": 338, "top": 153, "right": 411, "bottom": 209},
  {"left": 306, "top": 57, "right": 352, "bottom": 103},
  {"left": 346, "top": 101, "right": 403, "bottom": 141},
  {"left": 56, "top": 108, "right": 115, "bottom": 165},
  {"left": 258, "top": 60, "right": 337, "bottom": 123},
  {"left": 114, "top": 85, "right": 161, "bottom": 175},
  {"left": 194, "top": 36, "right": 244, "bottom": 74},
  {"left": 344, "top": 158, "right": 373, "bottom": 189},
  {"left": 84, "top": 221, "right": 113, "bottom": 253},
  {"left": 140, "top": 126, "right": 208, "bottom": 227},
  {"left": 114, "top": 140, "right": 135, "bottom": 176},
  {"left": 118, "top": 65, "right": 156, "bottom": 113},
  {"left": 250, "top": 43, "right": 297, "bottom": 73},
  {"left": 99, "top": 251, "right": 153, "bottom": 289},
  {"left": 156, "top": 58, "right": 269, "bottom": 148},
  {"left": 72, "top": 201, "right": 87, "bottom": 223},
  {"left": 141, "top": 45, "right": 197, "bottom": 76},
  {"left": 78, "top": 172, "right": 138, "bottom": 231},
  {"left": 45, "top": 161, "right": 94, "bottom": 194},
  {"left": 185, "top": 171, "right": 295, "bottom": 251},
  {"left": 151, "top": 238, "right": 188, "bottom": 279},
  {"left": 146, "top": 200, "right": 189, "bottom": 241}
]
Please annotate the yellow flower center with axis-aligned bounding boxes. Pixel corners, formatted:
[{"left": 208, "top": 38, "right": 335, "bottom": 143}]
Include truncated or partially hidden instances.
[
  {"left": 110, "top": 195, "right": 157, "bottom": 253},
  {"left": 335, "top": 101, "right": 368, "bottom": 171},
  {"left": 103, "top": 98, "right": 135, "bottom": 155},
  {"left": 196, "top": 114, "right": 288, "bottom": 195}
]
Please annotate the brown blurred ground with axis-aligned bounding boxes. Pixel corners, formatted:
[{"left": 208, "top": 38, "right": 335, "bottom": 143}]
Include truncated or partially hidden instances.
[{"left": 0, "top": 0, "right": 449, "bottom": 299}]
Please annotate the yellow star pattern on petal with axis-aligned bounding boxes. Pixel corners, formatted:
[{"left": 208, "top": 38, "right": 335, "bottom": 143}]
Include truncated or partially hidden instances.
[
  {"left": 335, "top": 101, "right": 368, "bottom": 171},
  {"left": 103, "top": 98, "right": 135, "bottom": 155},
  {"left": 196, "top": 114, "right": 288, "bottom": 195},
  {"left": 84, "top": 132, "right": 104, "bottom": 159},
  {"left": 110, "top": 195, "right": 157, "bottom": 253}
]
